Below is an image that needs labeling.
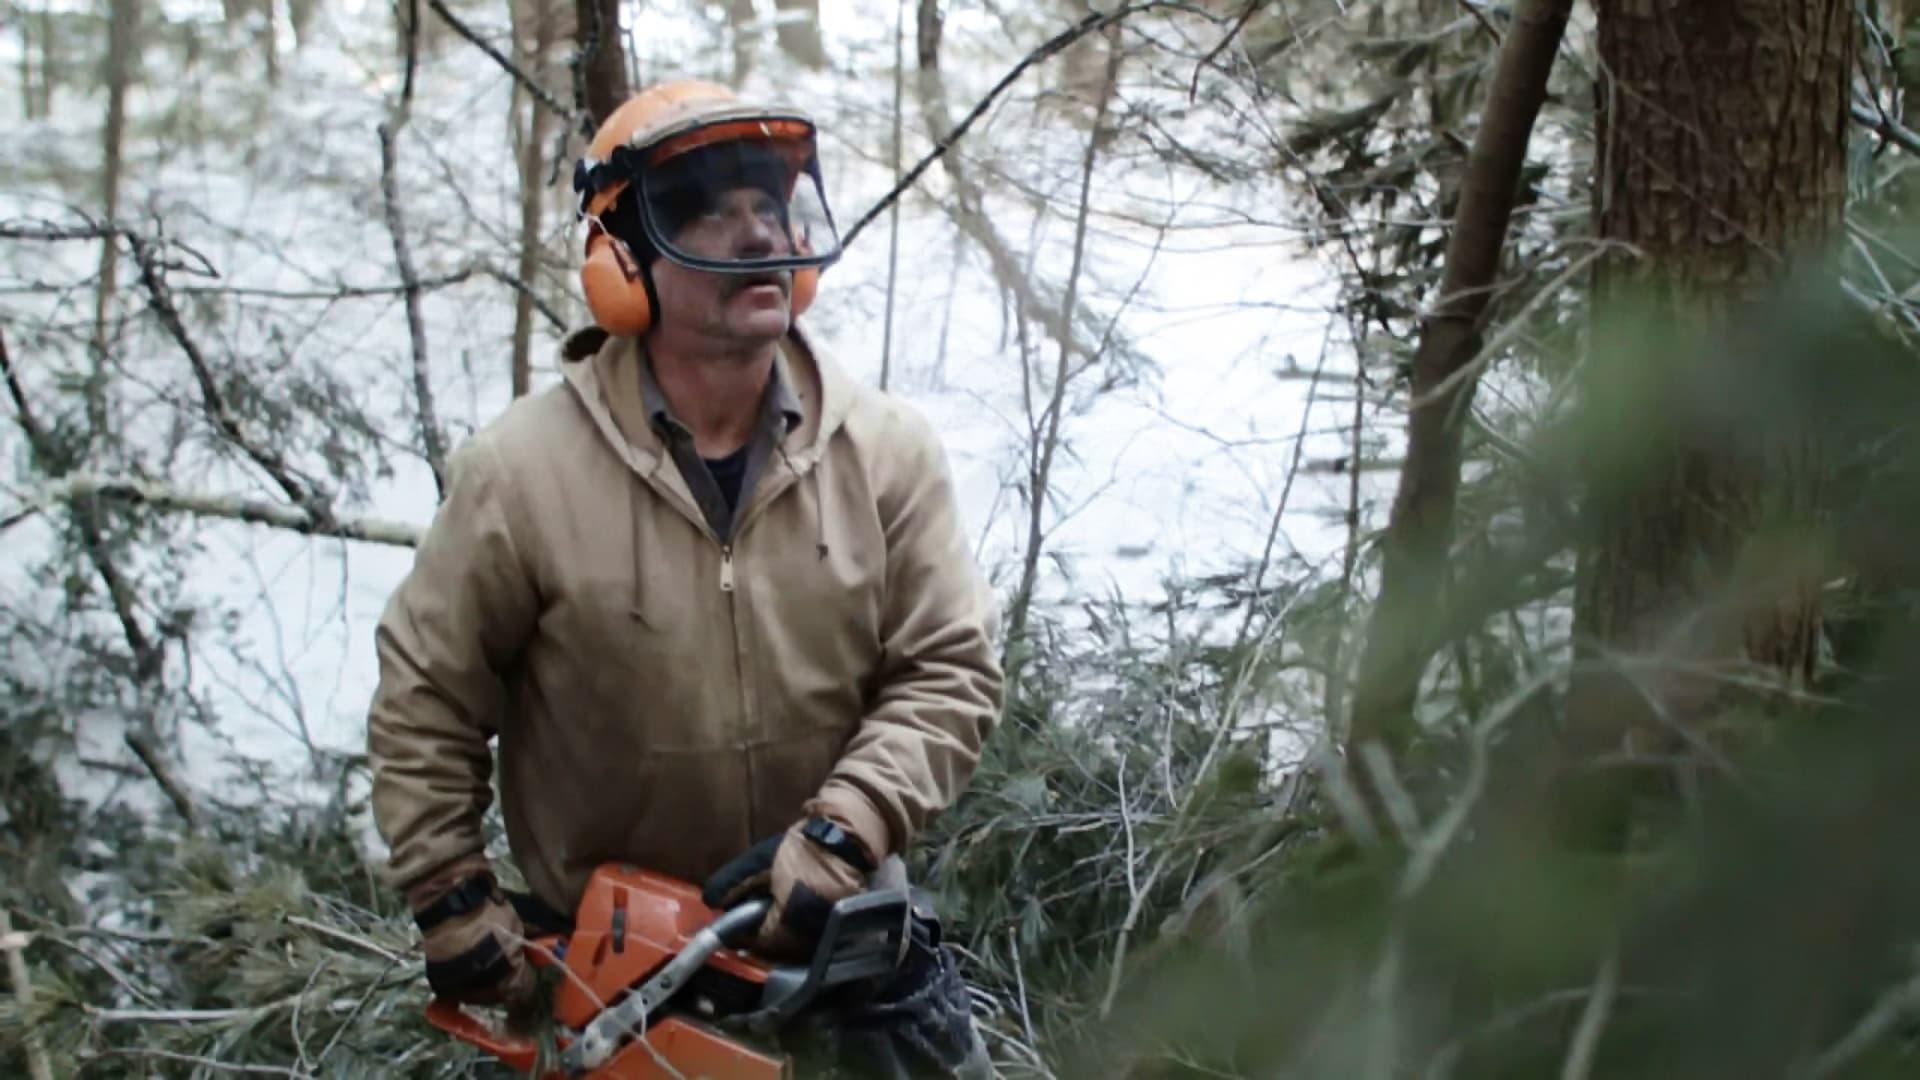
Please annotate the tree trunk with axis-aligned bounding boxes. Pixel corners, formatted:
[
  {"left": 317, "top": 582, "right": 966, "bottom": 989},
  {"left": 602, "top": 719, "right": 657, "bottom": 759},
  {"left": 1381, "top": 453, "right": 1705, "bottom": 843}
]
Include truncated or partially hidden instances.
[
  {"left": 510, "top": 0, "right": 555, "bottom": 397},
  {"left": 93, "top": 0, "right": 137, "bottom": 443},
  {"left": 772, "top": 0, "right": 827, "bottom": 69},
  {"left": 574, "top": 0, "right": 628, "bottom": 128},
  {"left": 262, "top": 0, "right": 278, "bottom": 83},
  {"left": 39, "top": 6, "right": 55, "bottom": 119},
  {"left": 728, "top": 0, "right": 758, "bottom": 86},
  {"left": 287, "top": 0, "right": 316, "bottom": 48},
  {"left": 1562, "top": 0, "right": 1852, "bottom": 833},
  {"left": 18, "top": 9, "right": 32, "bottom": 121}
]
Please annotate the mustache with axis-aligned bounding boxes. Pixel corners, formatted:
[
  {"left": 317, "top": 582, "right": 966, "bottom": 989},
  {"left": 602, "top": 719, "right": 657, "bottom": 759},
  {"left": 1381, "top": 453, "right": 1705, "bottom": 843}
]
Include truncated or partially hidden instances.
[{"left": 728, "top": 271, "right": 791, "bottom": 296}]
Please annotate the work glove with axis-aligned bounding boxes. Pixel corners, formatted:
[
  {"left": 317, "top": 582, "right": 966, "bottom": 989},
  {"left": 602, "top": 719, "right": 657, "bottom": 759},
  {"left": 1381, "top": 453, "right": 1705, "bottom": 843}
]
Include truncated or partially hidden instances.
[
  {"left": 703, "top": 797, "right": 884, "bottom": 960},
  {"left": 406, "top": 853, "right": 538, "bottom": 1008}
]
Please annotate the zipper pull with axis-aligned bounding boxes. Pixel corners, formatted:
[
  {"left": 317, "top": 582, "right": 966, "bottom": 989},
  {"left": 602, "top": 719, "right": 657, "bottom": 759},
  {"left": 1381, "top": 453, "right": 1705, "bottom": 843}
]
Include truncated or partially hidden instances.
[{"left": 719, "top": 545, "right": 735, "bottom": 593}]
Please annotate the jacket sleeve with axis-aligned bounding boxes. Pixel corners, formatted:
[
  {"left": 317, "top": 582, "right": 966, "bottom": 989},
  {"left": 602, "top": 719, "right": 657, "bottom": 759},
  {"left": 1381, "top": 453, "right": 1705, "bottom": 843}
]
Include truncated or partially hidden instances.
[
  {"left": 816, "top": 407, "right": 1004, "bottom": 859},
  {"left": 367, "top": 436, "right": 539, "bottom": 891}
]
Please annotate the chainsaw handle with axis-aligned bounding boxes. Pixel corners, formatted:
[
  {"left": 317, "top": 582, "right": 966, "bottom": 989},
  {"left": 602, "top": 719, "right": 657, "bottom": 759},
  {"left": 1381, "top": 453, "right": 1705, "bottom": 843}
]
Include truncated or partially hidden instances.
[
  {"left": 424, "top": 998, "right": 541, "bottom": 1073},
  {"left": 711, "top": 897, "right": 773, "bottom": 944},
  {"left": 424, "top": 932, "right": 564, "bottom": 1071}
]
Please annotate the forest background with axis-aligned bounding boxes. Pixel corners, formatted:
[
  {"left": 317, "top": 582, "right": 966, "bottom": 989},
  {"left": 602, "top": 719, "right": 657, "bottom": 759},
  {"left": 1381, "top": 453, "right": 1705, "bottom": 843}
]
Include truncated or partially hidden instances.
[{"left": 4, "top": 0, "right": 1920, "bottom": 1075}]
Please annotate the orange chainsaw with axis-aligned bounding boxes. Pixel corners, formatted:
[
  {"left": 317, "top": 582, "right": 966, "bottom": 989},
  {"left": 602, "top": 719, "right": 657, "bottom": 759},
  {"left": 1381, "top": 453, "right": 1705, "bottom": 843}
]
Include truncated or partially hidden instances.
[{"left": 424, "top": 863, "right": 914, "bottom": 1078}]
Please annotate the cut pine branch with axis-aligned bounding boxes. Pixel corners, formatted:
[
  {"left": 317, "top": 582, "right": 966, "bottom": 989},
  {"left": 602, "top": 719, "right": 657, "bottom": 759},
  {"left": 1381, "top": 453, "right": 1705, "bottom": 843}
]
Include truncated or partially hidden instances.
[{"left": 1347, "top": 0, "right": 1574, "bottom": 773}]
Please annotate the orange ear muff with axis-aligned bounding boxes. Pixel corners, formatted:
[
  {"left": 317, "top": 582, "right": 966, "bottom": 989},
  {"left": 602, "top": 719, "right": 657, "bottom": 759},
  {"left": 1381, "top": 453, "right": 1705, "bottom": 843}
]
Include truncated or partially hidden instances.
[
  {"left": 580, "top": 227, "right": 655, "bottom": 337},
  {"left": 790, "top": 266, "right": 819, "bottom": 320}
]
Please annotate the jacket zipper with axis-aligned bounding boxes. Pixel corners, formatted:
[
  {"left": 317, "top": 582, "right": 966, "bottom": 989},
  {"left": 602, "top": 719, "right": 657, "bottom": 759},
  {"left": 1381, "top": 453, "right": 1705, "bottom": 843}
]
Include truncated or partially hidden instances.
[{"left": 719, "top": 544, "right": 735, "bottom": 593}]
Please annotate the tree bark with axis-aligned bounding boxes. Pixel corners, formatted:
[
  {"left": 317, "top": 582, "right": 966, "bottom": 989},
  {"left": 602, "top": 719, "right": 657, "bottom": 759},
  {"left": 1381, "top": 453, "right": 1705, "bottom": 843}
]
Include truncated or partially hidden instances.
[
  {"left": 1346, "top": 0, "right": 1573, "bottom": 767},
  {"left": 1562, "top": 0, "right": 1852, "bottom": 836},
  {"left": 93, "top": 0, "right": 137, "bottom": 444},
  {"left": 574, "top": 0, "right": 628, "bottom": 128},
  {"left": 510, "top": 0, "right": 556, "bottom": 397}
]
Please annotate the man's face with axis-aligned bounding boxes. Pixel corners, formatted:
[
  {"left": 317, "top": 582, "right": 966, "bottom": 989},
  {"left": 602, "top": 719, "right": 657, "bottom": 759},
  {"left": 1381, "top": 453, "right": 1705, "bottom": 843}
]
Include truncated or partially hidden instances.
[{"left": 649, "top": 186, "right": 795, "bottom": 352}]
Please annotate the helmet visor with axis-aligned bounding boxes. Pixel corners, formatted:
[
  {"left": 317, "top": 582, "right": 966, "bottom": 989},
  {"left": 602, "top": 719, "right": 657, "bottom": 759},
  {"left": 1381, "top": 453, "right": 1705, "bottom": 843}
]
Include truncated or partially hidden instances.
[{"left": 635, "top": 118, "right": 842, "bottom": 274}]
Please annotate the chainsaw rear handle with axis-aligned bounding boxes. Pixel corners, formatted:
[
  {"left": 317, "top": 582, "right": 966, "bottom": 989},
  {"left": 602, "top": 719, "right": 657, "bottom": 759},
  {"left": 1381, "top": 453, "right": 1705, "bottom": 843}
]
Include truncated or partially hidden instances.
[{"left": 425, "top": 996, "right": 544, "bottom": 1073}]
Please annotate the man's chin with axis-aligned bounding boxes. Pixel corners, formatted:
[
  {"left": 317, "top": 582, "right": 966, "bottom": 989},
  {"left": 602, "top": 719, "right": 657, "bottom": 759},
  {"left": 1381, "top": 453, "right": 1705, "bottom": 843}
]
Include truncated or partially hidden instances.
[{"left": 728, "top": 308, "right": 792, "bottom": 342}]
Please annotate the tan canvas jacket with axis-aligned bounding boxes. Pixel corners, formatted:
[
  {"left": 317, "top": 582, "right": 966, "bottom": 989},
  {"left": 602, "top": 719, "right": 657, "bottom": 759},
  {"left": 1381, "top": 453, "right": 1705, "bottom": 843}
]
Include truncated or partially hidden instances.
[{"left": 366, "top": 326, "right": 1003, "bottom": 913}]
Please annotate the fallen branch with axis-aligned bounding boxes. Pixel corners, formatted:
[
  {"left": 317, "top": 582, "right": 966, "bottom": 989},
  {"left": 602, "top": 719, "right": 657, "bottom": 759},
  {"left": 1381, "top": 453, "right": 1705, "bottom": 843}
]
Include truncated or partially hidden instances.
[{"left": 20, "top": 474, "right": 423, "bottom": 548}]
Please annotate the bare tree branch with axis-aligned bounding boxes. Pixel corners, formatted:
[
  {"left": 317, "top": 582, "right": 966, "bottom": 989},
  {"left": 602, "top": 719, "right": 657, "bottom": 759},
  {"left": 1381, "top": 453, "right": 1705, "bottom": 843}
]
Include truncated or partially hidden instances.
[
  {"left": 378, "top": 122, "right": 449, "bottom": 499},
  {"left": 2, "top": 328, "right": 158, "bottom": 677},
  {"left": 2, "top": 328, "right": 197, "bottom": 825},
  {"left": 1005, "top": 22, "right": 1123, "bottom": 659},
  {"left": 174, "top": 265, "right": 479, "bottom": 300},
  {"left": 1348, "top": 0, "right": 1573, "bottom": 776},
  {"left": 126, "top": 232, "right": 335, "bottom": 524},
  {"left": 1851, "top": 99, "right": 1920, "bottom": 156},
  {"left": 845, "top": 0, "right": 1207, "bottom": 249},
  {"left": 123, "top": 729, "right": 200, "bottom": 827},
  {"left": 424, "top": 0, "right": 575, "bottom": 126}
]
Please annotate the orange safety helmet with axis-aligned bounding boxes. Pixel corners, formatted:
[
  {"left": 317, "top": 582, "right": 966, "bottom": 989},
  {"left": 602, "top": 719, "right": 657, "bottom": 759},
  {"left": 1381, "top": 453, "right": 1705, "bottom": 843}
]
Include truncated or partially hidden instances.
[{"left": 573, "top": 80, "right": 840, "bottom": 337}]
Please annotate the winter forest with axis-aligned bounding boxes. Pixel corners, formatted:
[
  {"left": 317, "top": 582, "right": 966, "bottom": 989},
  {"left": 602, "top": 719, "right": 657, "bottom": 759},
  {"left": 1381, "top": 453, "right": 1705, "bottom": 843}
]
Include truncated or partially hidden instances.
[{"left": 5, "top": 0, "right": 1920, "bottom": 1074}]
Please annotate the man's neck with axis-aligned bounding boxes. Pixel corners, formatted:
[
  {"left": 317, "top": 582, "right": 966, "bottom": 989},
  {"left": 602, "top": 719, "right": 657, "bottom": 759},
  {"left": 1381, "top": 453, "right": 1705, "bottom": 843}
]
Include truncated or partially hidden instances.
[{"left": 646, "top": 338, "right": 779, "bottom": 459}]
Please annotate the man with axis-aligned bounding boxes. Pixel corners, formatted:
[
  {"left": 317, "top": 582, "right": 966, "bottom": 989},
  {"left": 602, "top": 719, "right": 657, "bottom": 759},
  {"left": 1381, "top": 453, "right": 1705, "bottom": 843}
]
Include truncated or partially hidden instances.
[{"left": 364, "top": 79, "right": 1003, "bottom": 1064}]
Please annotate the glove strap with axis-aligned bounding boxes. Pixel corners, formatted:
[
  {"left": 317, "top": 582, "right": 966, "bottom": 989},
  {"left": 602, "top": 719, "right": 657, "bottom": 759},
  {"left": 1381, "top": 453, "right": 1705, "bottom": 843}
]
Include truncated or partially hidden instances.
[
  {"left": 801, "top": 815, "right": 876, "bottom": 874},
  {"left": 412, "top": 872, "right": 498, "bottom": 934},
  {"left": 424, "top": 933, "right": 515, "bottom": 997}
]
